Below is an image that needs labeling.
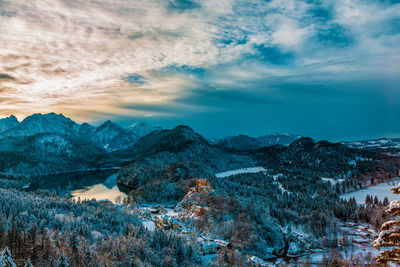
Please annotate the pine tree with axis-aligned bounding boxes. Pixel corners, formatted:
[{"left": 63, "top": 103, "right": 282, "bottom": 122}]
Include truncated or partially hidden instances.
[
  {"left": 365, "top": 194, "right": 371, "bottom": 204},
  {"left": 384, "top": 196, "right": 390, "bottom": 207},
  {"left": 374, "top": 195, "right": 379, "bottom": 205},
  {"left": 57, "top": 253, "right": 69, "bottom": 267},
  {"left": 374, "top": 182, "right": 400, "bottom": 264}
]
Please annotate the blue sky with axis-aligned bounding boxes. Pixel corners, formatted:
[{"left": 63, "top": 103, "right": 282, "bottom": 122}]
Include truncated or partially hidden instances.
[{"left": 0, "top": 0, "right": 399, "bottom": 140}]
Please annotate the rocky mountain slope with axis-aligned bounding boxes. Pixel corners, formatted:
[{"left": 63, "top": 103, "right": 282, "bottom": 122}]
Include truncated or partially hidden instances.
[
  {"left": 0, "top": 113, "right": 78, "bottom": 138},
  {"left": 0, "top": 133, "right": 115, "bottom": 175},
  {"left": 0, "top": 115, "right": 19, "bottom": 133},
  {"left": 126, "top": 122, "right": 162, "bottom": 137},
  {"left": 258, "top": 133, "right": 301, "bottom": 146},
  {"left": 88, "top": 120, "right": 137, "bottom": 151},
  {"left": 0, "top": 113, "right": 162, "bottom": 174},
  {"left": 0, "top": 113, "right": 161, "bottom": 152}
]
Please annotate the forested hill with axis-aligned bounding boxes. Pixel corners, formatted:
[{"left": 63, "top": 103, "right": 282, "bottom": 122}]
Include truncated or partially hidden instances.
[
  {"left": 117, "top": 125, "right": 254, "bottom": 197},
  {"left": 117, "top": 126, "right": 398, "bottom": 204}
]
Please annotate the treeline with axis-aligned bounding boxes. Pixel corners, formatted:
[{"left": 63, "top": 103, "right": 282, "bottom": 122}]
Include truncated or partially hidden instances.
[
  {"left": 358, "top": 194, "right": 390, "bottom": 230},
  {"left": 169, "top": 172, "right": 360, "bottom": 258},
  {"left": 0, "top": 188, "right": 199, "bottom": 266}
]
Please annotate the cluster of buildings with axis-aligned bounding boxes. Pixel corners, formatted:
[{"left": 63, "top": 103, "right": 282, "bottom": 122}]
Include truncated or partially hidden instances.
[
  {"left": 154, "top": 215, "right": 181, "bottom": 230},
  {"left": 194, "top": 178, "right": 213, "bottom": 194}
]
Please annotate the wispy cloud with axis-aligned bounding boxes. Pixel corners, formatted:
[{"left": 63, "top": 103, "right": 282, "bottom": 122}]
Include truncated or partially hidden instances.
[{"left": 0, "top": 0, "right": 399, "bottom": 136}]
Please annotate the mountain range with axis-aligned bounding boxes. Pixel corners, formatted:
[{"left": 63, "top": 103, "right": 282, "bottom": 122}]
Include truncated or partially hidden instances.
[
  {"left": 213, "top": 133, "right": 301, "bottom": 151},
  {"left": 0, "top": 113, "right": 161, "bottom": 152},
  {"left": 116, "top": 125, "right": 391, "bottom": 204},
  {"left": 0, "top": 113, "right": 161, "bottom": 174},
  {"left": 342, "top": 138, "right": 400, "bottom": 151},
  {"left": 0, "top": 112, "right": 396, "bottom": 177}
]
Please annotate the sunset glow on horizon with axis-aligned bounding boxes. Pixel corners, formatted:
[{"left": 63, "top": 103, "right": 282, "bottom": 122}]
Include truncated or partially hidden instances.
[{"left": 1, "top": 0, "right": 399, "bottom": 139}]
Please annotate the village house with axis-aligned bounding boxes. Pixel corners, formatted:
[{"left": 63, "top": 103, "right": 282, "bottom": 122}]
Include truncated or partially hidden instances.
[
  {"left": 194, "top": 206, "right": 205, "bottom": 216},
  {"left": 154, "top": 215, "right": 181, "bottom": 230},
  {"left": 201, "top": 241, "right": 219, "bottom": 255}
]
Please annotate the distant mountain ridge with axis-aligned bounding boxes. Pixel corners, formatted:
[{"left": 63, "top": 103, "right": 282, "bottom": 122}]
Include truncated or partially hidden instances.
[
  {"left": 214, "top": 133, "right": 301, "bottom": 151},
  {"left": 0, "top": 113, "right": 78, "bottom": 138},
  {"left": 342, "top": 138, "right": 400, "bottom": 150},
  {"left": 0, "top": 113, "right": 162, "bottom": 175},
  {"left": 0, "top": 113, "right": 161, "bottom": 152}
]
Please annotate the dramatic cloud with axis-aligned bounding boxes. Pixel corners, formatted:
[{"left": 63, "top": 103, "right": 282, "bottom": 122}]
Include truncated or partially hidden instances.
[{"left": 0, "top": 0, "right": 399, "bottom": 139}]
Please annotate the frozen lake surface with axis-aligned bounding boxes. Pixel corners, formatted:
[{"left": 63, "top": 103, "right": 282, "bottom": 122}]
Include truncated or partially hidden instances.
[
  {"left": 341, "top": 180, "right": 400, "bottom": 204},
  {"left": 216, "top": 167, "right": 267, "bottom": 178}
]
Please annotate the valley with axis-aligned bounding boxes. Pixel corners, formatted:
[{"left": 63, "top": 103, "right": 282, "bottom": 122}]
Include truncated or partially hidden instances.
[{"left": 0, "top": 113, "right": 399, "bottom": 266}]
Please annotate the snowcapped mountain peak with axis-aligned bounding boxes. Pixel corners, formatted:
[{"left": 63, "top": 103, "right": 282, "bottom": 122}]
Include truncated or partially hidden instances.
[
  {"left": 0, "top": 113, "right": 163, "bottom": 152},
  {"left": 0, "top": 112, "right": 78, "bottom": 138},
  {"left": 97, "top": 120, "right": 123, "bottom": 131},
  {"left": 90, "top": 120, "right": 138, "bottom": 151},
  {"left": 126, "top": 121, "right": 162, "bottom": 138},
  {"left": 22, "top": 113, "right": 76, "bottom": 129},
  {"left": 127, "top": 122, "right": 141, "bottom": 128}
]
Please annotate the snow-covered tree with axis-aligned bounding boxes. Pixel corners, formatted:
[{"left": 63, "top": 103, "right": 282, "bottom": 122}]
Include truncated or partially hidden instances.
[
  {"left": 24, "top": 258, "right": 33, "bottom": 267},
  {"left": 0, "top": 247, "right": 16, "bottom": 267},
  {"left": 374, "top": 182, "right": 400, "bottom": 264},
  {"left": 57, "top": 253, "right": 69, "bottom": 267}
]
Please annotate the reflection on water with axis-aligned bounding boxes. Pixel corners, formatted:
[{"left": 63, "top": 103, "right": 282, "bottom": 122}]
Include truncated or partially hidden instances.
[
  {"left": 71, "top": 174, "right": 127, "bottom": 203},
  {"left": 29, "top": 170, "right": 128, "bottom": 204}
]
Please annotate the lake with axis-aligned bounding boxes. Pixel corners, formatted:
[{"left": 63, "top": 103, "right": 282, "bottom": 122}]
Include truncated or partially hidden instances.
[
  {"left": 71, "top": 173, "right": 127, "bottom": 203},
  {"left": 29, "top": 170, "right": 128, "bottom": 204}
]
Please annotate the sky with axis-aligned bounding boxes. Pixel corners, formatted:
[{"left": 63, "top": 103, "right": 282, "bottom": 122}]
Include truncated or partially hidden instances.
[{"left": 0, "top": 0, "right": 399, "bottom": 141}]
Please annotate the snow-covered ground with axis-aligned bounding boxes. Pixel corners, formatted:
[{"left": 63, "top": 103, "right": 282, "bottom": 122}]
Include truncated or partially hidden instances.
[
  {"left": 272, "top": 174, "right": 288, "bottom": 194},
  {"left": 296, "top": 247, "right": 379, "bottom": 264},
  {"left": 321, "top": 177, "right": 345, "bottom": 185},
  {"left": 142, "top": 219, "right": 156, "bottom": 232},
  {"left": 341, "top": 180, "right": 400, "bottom": 204},
  {"left": 216, "top": 167, "right": 267, "bottom": 178},
  {"left": 165, "top": 208, "right": 179, "bottom": 217}
]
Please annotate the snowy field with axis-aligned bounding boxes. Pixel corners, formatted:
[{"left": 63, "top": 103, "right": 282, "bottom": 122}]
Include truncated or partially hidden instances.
[
  {"left": 142, "top": 219, "right": 156, "bottom": 232},
  {"left": 341, "top": 180, "right": 400, "bottom": 204},
  {"left": 216, "top": 167, "right": 267, "bottom": 178},
  {"left": 321, "top": 177, "right": 345, "bottom": 185}
]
